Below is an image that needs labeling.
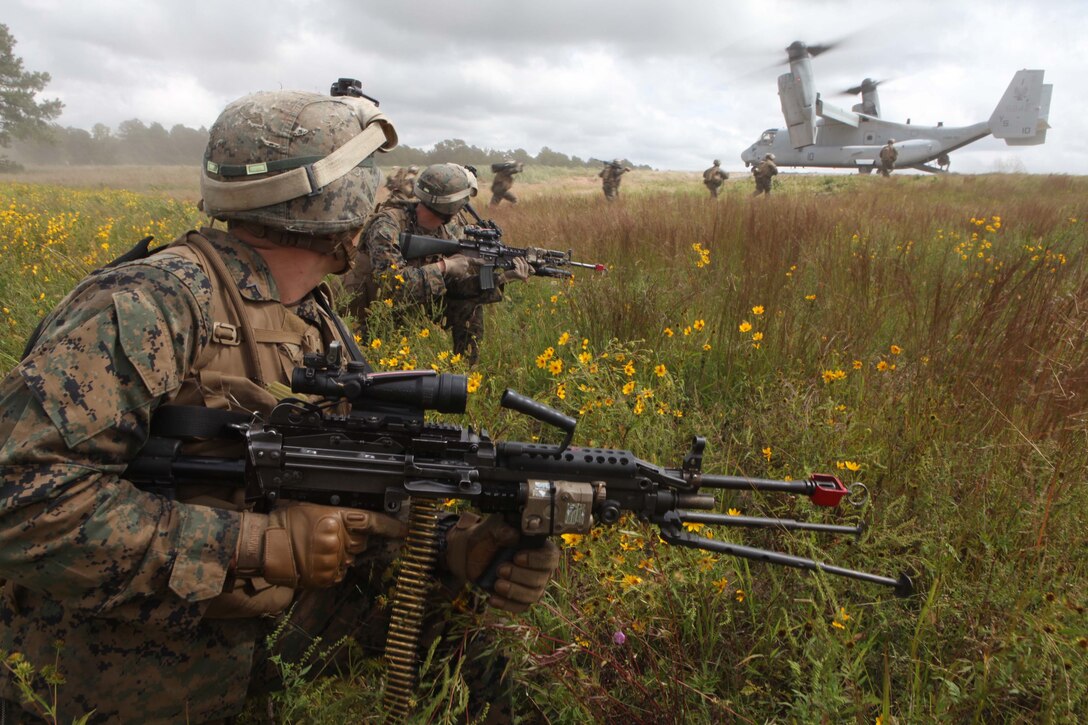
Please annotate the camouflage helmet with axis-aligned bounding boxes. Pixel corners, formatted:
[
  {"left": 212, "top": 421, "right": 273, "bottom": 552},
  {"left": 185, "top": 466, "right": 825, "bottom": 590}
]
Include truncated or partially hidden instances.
[
  {"left": 887, "top": 139, "right": 896, "bottom": 144},
  {"left": 408, "top": 165, "right": 420, "bottom": 173},
  {"left": 414, "top": 163, "right": 478, "bottom": 216},
  {"left": 713, "top": 159, "right": 721, "bottom": 165},
  {"left": 200, "top": 90, "right": 397, "bottom": 237},
  {"left": 765, "top": 153, "right": 775, "bottom": 161}
]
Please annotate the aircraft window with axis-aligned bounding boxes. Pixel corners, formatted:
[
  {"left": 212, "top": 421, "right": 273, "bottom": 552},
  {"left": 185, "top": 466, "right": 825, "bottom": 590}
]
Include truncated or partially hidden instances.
[{"left": 760, "top": 130, "right": 776, "bottom": 144}]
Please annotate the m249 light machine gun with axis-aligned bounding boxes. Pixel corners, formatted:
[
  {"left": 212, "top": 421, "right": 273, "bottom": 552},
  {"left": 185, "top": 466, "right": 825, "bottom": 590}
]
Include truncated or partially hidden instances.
[{"left": 125, "top": 343, "right": 912, "bottom": 720}]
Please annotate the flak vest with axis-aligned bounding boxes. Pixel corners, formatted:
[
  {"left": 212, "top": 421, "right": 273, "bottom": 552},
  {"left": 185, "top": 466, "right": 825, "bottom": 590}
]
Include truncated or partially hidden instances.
[
  {"left": 161, "top": 231, "right": 348, "bottom": 503},
  {"left": 165, "top": 232, "right": 354, "bottom": 616}
]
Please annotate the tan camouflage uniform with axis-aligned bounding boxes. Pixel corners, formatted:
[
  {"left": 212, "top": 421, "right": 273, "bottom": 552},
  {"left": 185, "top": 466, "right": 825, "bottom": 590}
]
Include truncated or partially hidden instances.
[
  {"left": 489, "top": 164, "right": 521, "bottom": 207},
  {"left": 343, "top": 200, "right": 504, "bottom": 364},
  {"left": 598, "top": 163, "right": 630, "bottom": 200},
  {"left": 703, "top": 162, "right": 728, "bottom": 198},
  {"left": 752, "top": 158, "right": 777, "bottom": 196},
  {"left": 385, "top": 167, "right": 417, "bottom": 200},
  {"left": 879, "top": 142, "right": 898, "bottom": 177}
]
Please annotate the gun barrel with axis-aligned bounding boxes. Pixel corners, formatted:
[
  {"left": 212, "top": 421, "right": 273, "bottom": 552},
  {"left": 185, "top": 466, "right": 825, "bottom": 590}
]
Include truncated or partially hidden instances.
[
  {"left": 700, "top": 474, "right": 814, "bottom": 496},
  {"left": 566, "top": 260, "right": 607, "bottom": 271},
  {"left": 699, "top": 473, "right": 848, "bottom": 507}
]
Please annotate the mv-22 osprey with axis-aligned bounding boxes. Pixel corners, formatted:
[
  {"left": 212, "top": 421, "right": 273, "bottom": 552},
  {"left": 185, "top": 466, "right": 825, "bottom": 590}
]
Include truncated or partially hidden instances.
[{"left": 740, "top": 41, "right": 1052, "bottom": 173}]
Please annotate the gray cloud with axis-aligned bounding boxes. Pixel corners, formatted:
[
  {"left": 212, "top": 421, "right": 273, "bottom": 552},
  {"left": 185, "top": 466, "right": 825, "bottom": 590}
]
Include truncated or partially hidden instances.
[{"left": 5, "top": 0, "right": 1085, "bottom": 172}]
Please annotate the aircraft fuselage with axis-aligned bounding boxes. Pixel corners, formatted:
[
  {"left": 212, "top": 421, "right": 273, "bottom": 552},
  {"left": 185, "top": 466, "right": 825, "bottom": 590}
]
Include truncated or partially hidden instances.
[{"left": 741, "top": 116, "right": 990, "bottom": 171}]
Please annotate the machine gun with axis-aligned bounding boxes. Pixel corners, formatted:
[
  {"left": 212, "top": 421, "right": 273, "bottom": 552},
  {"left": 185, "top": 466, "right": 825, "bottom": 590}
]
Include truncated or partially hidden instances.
[{"left": 125, "top": 342, "right": 911, "bottom": 720}]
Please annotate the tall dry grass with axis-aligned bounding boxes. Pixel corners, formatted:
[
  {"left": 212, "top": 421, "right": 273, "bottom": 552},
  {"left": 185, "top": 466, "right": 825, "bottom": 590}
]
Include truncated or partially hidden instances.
[{"left": 2, "top": 172, "right": 1087, "bottom": 723}]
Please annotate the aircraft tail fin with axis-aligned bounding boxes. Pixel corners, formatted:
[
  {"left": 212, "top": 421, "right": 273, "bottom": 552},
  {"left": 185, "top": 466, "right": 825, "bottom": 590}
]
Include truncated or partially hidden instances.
[{"left": 989, "top": 70, "right": 1050, "bottom": 146}]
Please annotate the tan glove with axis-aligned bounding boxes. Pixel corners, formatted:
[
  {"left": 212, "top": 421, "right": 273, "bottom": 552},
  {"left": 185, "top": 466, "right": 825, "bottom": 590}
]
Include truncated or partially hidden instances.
[
  {"left": 439, "top": 254, "right": 478, "bottom": 281},
  {"left": 445, "top": 513, "right": 560, "bottom": 613},
  {"left": 235, "top": 503, "right": 407, "bottom": 589},
  {"left": 501, "top": 256, "right": 533, "bottom": 284}
]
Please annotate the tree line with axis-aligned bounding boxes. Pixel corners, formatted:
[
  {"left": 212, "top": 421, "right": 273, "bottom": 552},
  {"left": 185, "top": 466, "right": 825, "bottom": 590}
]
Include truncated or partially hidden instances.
[{"left": 4, "top": 122, "right": 644, "bottom": 170}]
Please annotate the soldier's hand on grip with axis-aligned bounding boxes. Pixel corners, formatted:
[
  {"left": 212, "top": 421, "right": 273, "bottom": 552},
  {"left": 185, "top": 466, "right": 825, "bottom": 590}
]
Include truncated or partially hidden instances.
[
  {"left": 235, "top": 503, "right": 407, "bottom": 589},
  {"left": 502, "top": 256, "right": 533, "bottom": 284},
  {"left": 445, "top": 512, "right": 560, "bottom": 613}
]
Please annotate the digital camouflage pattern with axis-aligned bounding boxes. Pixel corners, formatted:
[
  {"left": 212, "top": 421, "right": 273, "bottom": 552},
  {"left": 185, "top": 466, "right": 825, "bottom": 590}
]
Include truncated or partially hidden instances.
[
  {"left": 341, "top": 201, "right": 504, "bottom": 363},
  {"left": 598, "top": 162, "right": 631, "bottom": 201},
  {"left": 702, "top": 161, "right": 728, "bottom": 198},
  {"left": 201, "top": 91, "right": 385, "bottom": 236},
  {"left": 752, "top": 157, "right": 778, "bottom": 196},
  {"left": 413, "top": 164, "right": 477, "bottom": 217},
  {"left": 0, "top": 229, "right": 398, "bottom": 723}
]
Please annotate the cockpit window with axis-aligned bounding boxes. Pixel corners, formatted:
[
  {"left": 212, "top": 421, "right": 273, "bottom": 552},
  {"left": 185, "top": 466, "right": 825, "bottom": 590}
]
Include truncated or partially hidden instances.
[{"left": 760, "top": 130, "right": 776, "bottom": 145}]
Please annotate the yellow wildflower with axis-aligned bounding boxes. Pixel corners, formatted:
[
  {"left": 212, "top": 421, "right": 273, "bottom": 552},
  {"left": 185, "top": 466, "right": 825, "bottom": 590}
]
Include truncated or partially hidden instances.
[
  {"left": 693, "top": 319, "right": 705, "bottom": 331},
  {"left": 466, "top": 372, "right": 482, "bottom": 394},
  {"left": 821, "top": 369, "right": 847, "bottom": 384},
  {"left": 752, "top": 305, "right": 764, "bottom": 315},
  {"left": 739, "top": 321, "right": 752, "bottom": 333},
  {"left": 558, "top": 331, "right": 571, "bottom": 346},
  {"left": 654, "top": 364, "right": 667, "bottom": 377},
  {"left": 762, "top": 446, "right": 772, "bottom": 462}
]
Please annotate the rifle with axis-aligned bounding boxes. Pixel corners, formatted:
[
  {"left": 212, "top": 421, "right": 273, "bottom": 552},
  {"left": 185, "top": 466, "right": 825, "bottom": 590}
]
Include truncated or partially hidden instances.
[
  {"left": 398, "top": 211, "right": 606, "bottom": 291},
  {"left": 125, "top": 342, "right": 912, "bottom": 721}
]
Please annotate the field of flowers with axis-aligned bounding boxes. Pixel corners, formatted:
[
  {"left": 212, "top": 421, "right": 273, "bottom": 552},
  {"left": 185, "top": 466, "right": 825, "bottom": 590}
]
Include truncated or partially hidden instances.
[{"left": 1, "top": 172, "right": 1087, "bottom": 723}]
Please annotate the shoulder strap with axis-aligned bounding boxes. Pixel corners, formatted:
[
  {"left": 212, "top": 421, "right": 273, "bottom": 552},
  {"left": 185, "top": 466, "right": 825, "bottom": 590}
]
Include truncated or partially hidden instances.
[
  {"left": 149, "top": 404, "right": 252, "bottom": 439},
  {"left": 177, "top": 233, "right": 267, "bottom": 385}
]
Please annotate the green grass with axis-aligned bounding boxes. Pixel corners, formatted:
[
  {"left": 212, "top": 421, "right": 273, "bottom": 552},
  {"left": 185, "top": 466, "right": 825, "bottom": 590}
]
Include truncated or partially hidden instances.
[{"left": 2, "top": 173, "right": 1087, "bottom": 723}]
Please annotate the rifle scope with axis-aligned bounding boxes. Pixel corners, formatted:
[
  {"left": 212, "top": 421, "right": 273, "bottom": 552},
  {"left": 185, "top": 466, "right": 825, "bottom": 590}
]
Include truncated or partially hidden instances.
[{"left": 292, "top": 367, "right": 467, "bottom": 414}]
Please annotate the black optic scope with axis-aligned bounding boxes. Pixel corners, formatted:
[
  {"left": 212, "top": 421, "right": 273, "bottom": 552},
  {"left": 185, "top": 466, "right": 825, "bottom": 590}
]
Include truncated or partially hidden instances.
[{"left": 292, "top": 353, "right": 466, "bottom": 414}]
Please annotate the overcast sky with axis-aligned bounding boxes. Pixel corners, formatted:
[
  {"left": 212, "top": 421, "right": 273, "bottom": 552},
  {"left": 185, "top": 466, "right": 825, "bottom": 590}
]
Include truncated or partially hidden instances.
[{"left": 6, "top": 0, "right": 1085, "bottom": 173}]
